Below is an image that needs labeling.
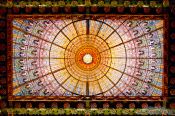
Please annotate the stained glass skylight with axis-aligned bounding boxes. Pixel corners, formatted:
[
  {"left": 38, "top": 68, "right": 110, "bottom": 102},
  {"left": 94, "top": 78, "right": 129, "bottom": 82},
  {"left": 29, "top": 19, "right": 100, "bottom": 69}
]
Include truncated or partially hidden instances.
[{"left": 11, "top": 16, "right": 164, "bottom": 97}]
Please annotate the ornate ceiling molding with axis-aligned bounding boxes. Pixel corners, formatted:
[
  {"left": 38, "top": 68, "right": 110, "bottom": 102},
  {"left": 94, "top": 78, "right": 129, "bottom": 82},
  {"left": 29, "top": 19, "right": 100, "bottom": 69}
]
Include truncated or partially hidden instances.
[{"left": 0, "top": 0, "right": 170, "bottom": 14}]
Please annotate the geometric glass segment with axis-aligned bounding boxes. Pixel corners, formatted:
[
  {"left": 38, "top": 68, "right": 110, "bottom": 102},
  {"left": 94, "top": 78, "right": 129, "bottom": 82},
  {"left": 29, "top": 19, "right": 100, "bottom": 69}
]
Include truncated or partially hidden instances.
[{"left": 12, "top": 17, "right": 164, "bottom": 97}]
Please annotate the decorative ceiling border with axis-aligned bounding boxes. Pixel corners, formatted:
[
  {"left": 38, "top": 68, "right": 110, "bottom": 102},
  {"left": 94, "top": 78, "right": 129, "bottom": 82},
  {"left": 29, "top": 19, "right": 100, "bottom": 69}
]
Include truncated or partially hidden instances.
[
  {"left": 1, "top": 0, "right": 169, "bottom": 8},
  {"left": 0, "top": 0, "right": 171, "bottom": 14},
  {"left": 0, "top": 0, "right": 175, "bottom": 114}
]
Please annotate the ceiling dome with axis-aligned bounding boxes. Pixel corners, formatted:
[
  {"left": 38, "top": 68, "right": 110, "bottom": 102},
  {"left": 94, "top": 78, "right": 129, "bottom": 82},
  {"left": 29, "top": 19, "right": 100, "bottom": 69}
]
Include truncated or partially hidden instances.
[{"left": 12, "top": 16, "right": 164, "bottom": 97}]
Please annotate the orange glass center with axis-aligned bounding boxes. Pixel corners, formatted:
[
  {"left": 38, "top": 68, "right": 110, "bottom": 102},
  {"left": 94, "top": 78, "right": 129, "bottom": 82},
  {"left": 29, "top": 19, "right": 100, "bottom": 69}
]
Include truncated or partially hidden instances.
[{"left": 75, "top": 46, "right": 101, "bottom": 71}]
